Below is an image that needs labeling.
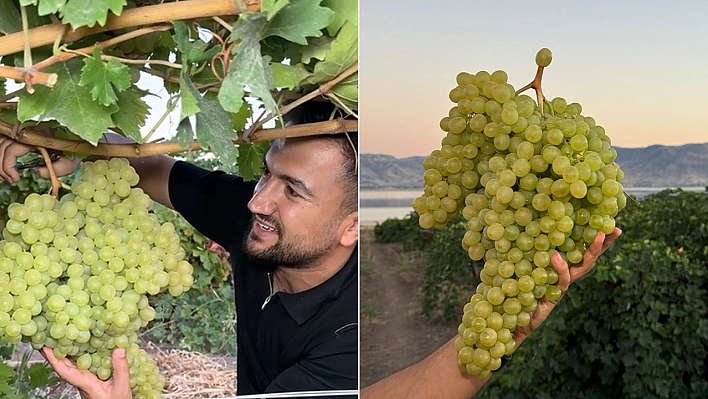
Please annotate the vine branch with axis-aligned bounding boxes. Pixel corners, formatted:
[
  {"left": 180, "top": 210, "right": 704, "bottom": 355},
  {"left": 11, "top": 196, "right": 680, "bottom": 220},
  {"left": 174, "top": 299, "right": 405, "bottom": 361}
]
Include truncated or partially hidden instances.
[
  {"left": 0, "top": 119, "right": 357, "bottom": 158},
  {"left": 34, "top": 25, "right": 173, "bottom": 71},
  {"left": 244, "top": 63, "right": 359, "bottom": 139},
  {"left": 0, "top": 0, "right": 248, "bottom": 57}
]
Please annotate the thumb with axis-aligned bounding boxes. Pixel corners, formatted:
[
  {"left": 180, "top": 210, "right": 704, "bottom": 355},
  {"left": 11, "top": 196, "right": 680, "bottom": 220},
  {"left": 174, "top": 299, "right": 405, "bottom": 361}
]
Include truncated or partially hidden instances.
[
  {"left": 37, "top": 157, "right": 81, "bottom": 179},
  {"left": 111, "top": 348, "right": 132, "bottom": 392}
]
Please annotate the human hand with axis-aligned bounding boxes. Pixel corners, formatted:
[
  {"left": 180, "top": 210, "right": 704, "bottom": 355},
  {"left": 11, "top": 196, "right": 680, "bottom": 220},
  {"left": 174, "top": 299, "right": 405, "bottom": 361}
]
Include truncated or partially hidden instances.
[
  {"left": 0, "top": 137, "right": 80, "bottom": 183},
  {"left": 513, "top": 228, "right": 622, "bottom": 343},
  {"left": 42, "top": 347, "right": 132, "bottom": 399}
]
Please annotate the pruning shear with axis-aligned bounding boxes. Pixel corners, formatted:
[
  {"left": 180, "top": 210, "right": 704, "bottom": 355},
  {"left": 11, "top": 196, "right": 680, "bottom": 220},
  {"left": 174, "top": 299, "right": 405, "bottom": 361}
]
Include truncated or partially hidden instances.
[{"left": 15, "top": 152, "right": 61, "bottom": 171}]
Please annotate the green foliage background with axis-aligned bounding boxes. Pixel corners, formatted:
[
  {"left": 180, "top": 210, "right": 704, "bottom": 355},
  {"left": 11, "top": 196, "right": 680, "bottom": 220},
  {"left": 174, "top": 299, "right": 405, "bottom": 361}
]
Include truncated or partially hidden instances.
[{"left": 377, "top": 189, "right": 708, "bottom": 399}]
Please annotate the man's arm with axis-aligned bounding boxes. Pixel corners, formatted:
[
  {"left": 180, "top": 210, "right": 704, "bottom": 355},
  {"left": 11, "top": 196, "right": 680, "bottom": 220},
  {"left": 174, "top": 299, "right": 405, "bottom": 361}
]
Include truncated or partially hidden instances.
[{"left": 362, "top": 228, "right": 622, "bottom": 399}]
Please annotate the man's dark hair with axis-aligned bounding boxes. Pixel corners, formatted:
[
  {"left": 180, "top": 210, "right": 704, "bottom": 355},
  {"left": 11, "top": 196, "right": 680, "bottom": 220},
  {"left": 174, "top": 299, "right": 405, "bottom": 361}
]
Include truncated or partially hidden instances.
[{"left": 283, "top": 101, "right": 358, "bottom": 215}]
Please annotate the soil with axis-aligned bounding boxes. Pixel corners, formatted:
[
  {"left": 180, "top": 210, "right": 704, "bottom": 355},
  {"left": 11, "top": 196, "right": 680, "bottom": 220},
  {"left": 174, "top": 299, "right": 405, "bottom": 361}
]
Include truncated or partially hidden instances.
[{"left": 360, "top": 227, "right": 458, "bottom": 388}]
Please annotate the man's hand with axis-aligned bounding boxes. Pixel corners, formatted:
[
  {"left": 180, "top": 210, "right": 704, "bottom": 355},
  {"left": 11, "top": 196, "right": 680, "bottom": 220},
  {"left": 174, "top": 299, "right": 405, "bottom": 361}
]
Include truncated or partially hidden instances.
[
  {"left": 42, "top": 347, "right": 132, "bottom": 399},
  {"left": 0, "top": 137, "right": 79, "bottom": 183},
  {"left": 513, "top": 227, "right": 622, "bottom": 344}
]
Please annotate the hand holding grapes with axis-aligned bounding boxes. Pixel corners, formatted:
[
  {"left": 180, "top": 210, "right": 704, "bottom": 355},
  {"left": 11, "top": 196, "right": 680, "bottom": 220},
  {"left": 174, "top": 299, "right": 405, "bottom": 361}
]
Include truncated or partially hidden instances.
[
  {"left": 42, "top": 347, "right": 132, "bottom": 399},
  {"left": 512, "top": 227, "right": 621, "bottom": 344}
]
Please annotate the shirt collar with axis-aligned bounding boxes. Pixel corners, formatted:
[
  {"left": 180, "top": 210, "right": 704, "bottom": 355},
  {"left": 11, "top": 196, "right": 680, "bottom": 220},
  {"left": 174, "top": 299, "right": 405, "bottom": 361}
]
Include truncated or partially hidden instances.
[{"left": 276, "top": 245, "right": 358, "bottom": 325}]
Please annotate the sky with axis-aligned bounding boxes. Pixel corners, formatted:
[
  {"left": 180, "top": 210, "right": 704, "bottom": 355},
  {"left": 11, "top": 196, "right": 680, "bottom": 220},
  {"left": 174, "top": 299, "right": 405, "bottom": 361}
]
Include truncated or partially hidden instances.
[{"left": 360, "top": 1, "right": 708, "bottom": 158}]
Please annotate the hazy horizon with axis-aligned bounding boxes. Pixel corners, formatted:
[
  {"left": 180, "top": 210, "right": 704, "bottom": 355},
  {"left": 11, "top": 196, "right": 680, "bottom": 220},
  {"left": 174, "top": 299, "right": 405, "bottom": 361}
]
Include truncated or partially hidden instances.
[{"left": 360, "top": 1, "right": 708, "bottom": 158}]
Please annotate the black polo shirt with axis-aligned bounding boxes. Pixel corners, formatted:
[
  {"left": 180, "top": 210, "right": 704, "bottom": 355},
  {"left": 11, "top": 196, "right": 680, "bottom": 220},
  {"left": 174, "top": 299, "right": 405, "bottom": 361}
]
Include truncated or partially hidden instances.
[{"left": 168, "top": 161, "right": 358, "bottom": 396}]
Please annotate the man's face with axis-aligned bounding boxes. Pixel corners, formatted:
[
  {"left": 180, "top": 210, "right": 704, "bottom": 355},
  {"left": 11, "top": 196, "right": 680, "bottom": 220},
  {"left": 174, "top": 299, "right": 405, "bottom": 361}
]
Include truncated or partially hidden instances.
[{"left": 244, "top": 138, "right": 349, "bottom": 270}]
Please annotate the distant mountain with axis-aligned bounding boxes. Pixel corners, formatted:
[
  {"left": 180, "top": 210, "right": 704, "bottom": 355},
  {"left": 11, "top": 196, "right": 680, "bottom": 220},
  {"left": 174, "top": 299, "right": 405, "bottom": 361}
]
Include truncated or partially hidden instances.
[{"left": 362, "top": 143, "right": 708, "bottom": 189}]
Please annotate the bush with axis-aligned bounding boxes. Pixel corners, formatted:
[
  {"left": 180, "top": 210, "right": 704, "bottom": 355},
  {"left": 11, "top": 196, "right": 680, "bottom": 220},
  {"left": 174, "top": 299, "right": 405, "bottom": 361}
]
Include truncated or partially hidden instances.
[
  {"left": 420, "top": 217, "right": 481, "bottom": 322},
  {"left": 373, "top": 212, "right": 429, "bottom": 251}
]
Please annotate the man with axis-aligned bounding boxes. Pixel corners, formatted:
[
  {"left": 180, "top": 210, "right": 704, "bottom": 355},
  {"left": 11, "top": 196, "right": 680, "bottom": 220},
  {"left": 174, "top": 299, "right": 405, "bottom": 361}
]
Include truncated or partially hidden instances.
[
  {"left": 0, "top": 104, "right": 359, "bottom": 398},
  {"left": 361, "top": 228, "right": 621, "bottom": 399}
]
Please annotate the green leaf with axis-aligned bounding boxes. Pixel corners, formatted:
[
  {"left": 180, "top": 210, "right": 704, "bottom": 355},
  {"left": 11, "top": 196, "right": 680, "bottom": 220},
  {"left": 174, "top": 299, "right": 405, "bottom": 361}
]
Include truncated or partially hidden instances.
[
  {"left": 237, "top": 141, "right": 270, "bottom": 181},
  {"left": 261, "top": 0, "right": 289, "bottom": 20},
  {"left": 180, "top": 78, "right": 200, "bottom": 121},
  {"left": 0, "top": 362, "right": 12, "bottom": 383},
  {"left": 184, "top": 77, "right": 239, "bottom": 173},
  {"left": 0, "top": 0, "right": 22, "bottom": 34},
  {"left": 38, "top": 0, "right": 68, "bottom": 15},
  {"left": 111, "top": 88, "right": 150, "bottom": 143},
  {"left": 330, "top": 72, "right": 357, "bottom": 110},
  {"left": 18, "top": 59, "right": 118, "bottom": 146},
  {"left": 80, "top": 46, "right": 131, "bottom": 106},
  {"left": 176, "top": 119, "right": 194, "bottom": 148},
  {"left": 305, "top": 21, "right": 357, "bottom": 85},
  {"left": 219, "top": 14, "right": 277, "bottom": 116},
  {"left": 18, "top": 0, "right": 35, "bottom": 5},
  {"left": 321, "top": 0, "right": 357, "bottom": 35},
  {"left": 172, "top": 21, "right": 222, "bottom": 66},
  {"left": 27, "top": 363, "right": 59, "bottom": 389},
  {"left": 231, "top": 102, "right": 252, "bottom": 132},
  {"left": 264, "top": 0, "right": 334, "bottom": 45},
  {"left": 271, "top": 63, "right": 311, "bottom": 90},
  {"left": 301, "top": 35, "right": 333, "bottom": 64},
  {"left": 60, "top": 0, "right": 125, "bottom": 29}
]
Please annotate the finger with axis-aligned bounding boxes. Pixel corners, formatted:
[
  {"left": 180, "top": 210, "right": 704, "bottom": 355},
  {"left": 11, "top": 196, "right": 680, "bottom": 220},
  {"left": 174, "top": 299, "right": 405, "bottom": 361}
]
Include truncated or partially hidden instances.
[
  {"left": 550, "top": 252, "right": 570, "bottom": 293},
  {"left": 43, "top": 347, "right": 92, "bottom": 391},
  {"left": 601, "top": 228, "right": 622, "bottom": 253},
  {"left": 0, "top": 139, "right": 16, "bottom": 182},
  {"left": 110, "top": 347, "right": 132, "bottom": 395},
  {"left": 2, "top": 142, "right": 33, "bottom": 183},
  {"left": 569, "top": 232, "right": 605, "bottom": 281},
  {"left": 37, "top": 157, "right": 81, "bottom": 179}
]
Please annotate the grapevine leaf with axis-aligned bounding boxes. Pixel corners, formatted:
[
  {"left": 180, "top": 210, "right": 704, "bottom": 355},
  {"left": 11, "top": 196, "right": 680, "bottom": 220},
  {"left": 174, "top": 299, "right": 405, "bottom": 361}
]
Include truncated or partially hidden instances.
[
  {"left": 271, "top": 63, "right": 311, "bottom": 90},
  {"left": 237, "top": 141, "right": 270, "bottom": 181},
  {"left": 0, "top": 108, "right": 18, "bottom": 125},
  {"left": 111, "top": 88, "right": 150, "bottom": 143},
  {"left": 17, "top": 59, "right": 118, "bottom": 146},
  {"left": 0, "top": 79, "right": 5, "bottom": 96},
  {"left": 231, "top": 101, "right": 252, "bottom": 132},
  {"left": 176, "top": 119, "right": 194, "bottom": 148},
  {"left": 304, "top": 21, "right": 357, "bottom": 85},
  {"left": 180, "top": 78, "right": 200, "bottom": 120},
  {"left": 38, "top": 0, "right": 68, "bottom": 16},
  {"left": 321, "top": 0, "right": 357, "bottom": 35},
  {"left": 27, "top": 363, "right": 60, "bottom": 389},
  {"left": 219, "top": 14, "right": 277, "bottom": 116},
  {"left": 0, "top": 362, "right": 12, "bottom": 383},
  {"left": 184, "top": 78, "right": 239, "bottom": 173},
  {"left": 330, "top": 72, "right": 358, "bottom": 110},
  {"left": 80, "top": 46, "right": 131, "bottom": 106},
  {"left": 263, "top": 0, "right": 334, "bottom": 45},
  {"left": 261, "top": 0, "right": 289, "bottom": 20},
  {"left": 18, "top": 0, "right": 35, "bottom": 5},
  {"left": 172, "top": 21, "right": 222, "bottom": 66},
  {"left": 0, "top": 0, "right": 21, "bottom": 34},
  {"left": 301, "top": 36, "right": 333, "bottom": 64},
  {"left": 60, "top": 0, "right": 125, "bottom": 29}
]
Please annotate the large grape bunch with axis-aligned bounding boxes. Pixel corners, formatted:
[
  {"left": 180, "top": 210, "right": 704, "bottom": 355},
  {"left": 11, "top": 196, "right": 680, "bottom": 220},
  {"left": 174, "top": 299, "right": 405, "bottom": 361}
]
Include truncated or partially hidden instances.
[
  {"left": 0, "top": 158, "right": 194, "bottom": 399},
  {"left": 412, "top": 48, "right": 626, "bottom": 377}
]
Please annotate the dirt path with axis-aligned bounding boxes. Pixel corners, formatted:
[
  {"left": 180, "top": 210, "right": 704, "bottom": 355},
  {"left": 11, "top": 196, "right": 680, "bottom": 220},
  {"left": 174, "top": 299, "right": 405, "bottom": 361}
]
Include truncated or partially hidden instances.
[{"left": 360, "top": 228, "right": 458, "bottom": 388}]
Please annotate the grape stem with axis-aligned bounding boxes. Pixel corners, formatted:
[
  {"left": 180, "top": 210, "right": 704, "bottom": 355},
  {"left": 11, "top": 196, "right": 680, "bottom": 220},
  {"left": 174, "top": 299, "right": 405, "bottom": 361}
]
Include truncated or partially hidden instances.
[
  {"left": 0, "top": 0, "right": 252, "bottom": 57},
  {"left": 243, "top": 63, "right": 359, "bottom": 140},
  {"left": 34, "top": 25, "right": 174, "bottom": 71},
  {"left": 0, "top": 119, "right": 358, "bottom": 158},
  {"left": 37, "top": 146, "right": 61, "bottom": 198},
  {"left": 515, "top": 65, "right": 546, "bottom": 109}
]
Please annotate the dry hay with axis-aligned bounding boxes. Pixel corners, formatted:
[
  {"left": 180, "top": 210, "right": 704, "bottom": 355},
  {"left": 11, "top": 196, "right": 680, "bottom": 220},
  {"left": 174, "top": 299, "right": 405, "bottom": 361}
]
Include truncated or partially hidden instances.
[
  {"left": 52, "top": 343, "right": 236, "bottom": 399},
  {"left": 148, "top": 342, "right": 236, "bottom": 398}
]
